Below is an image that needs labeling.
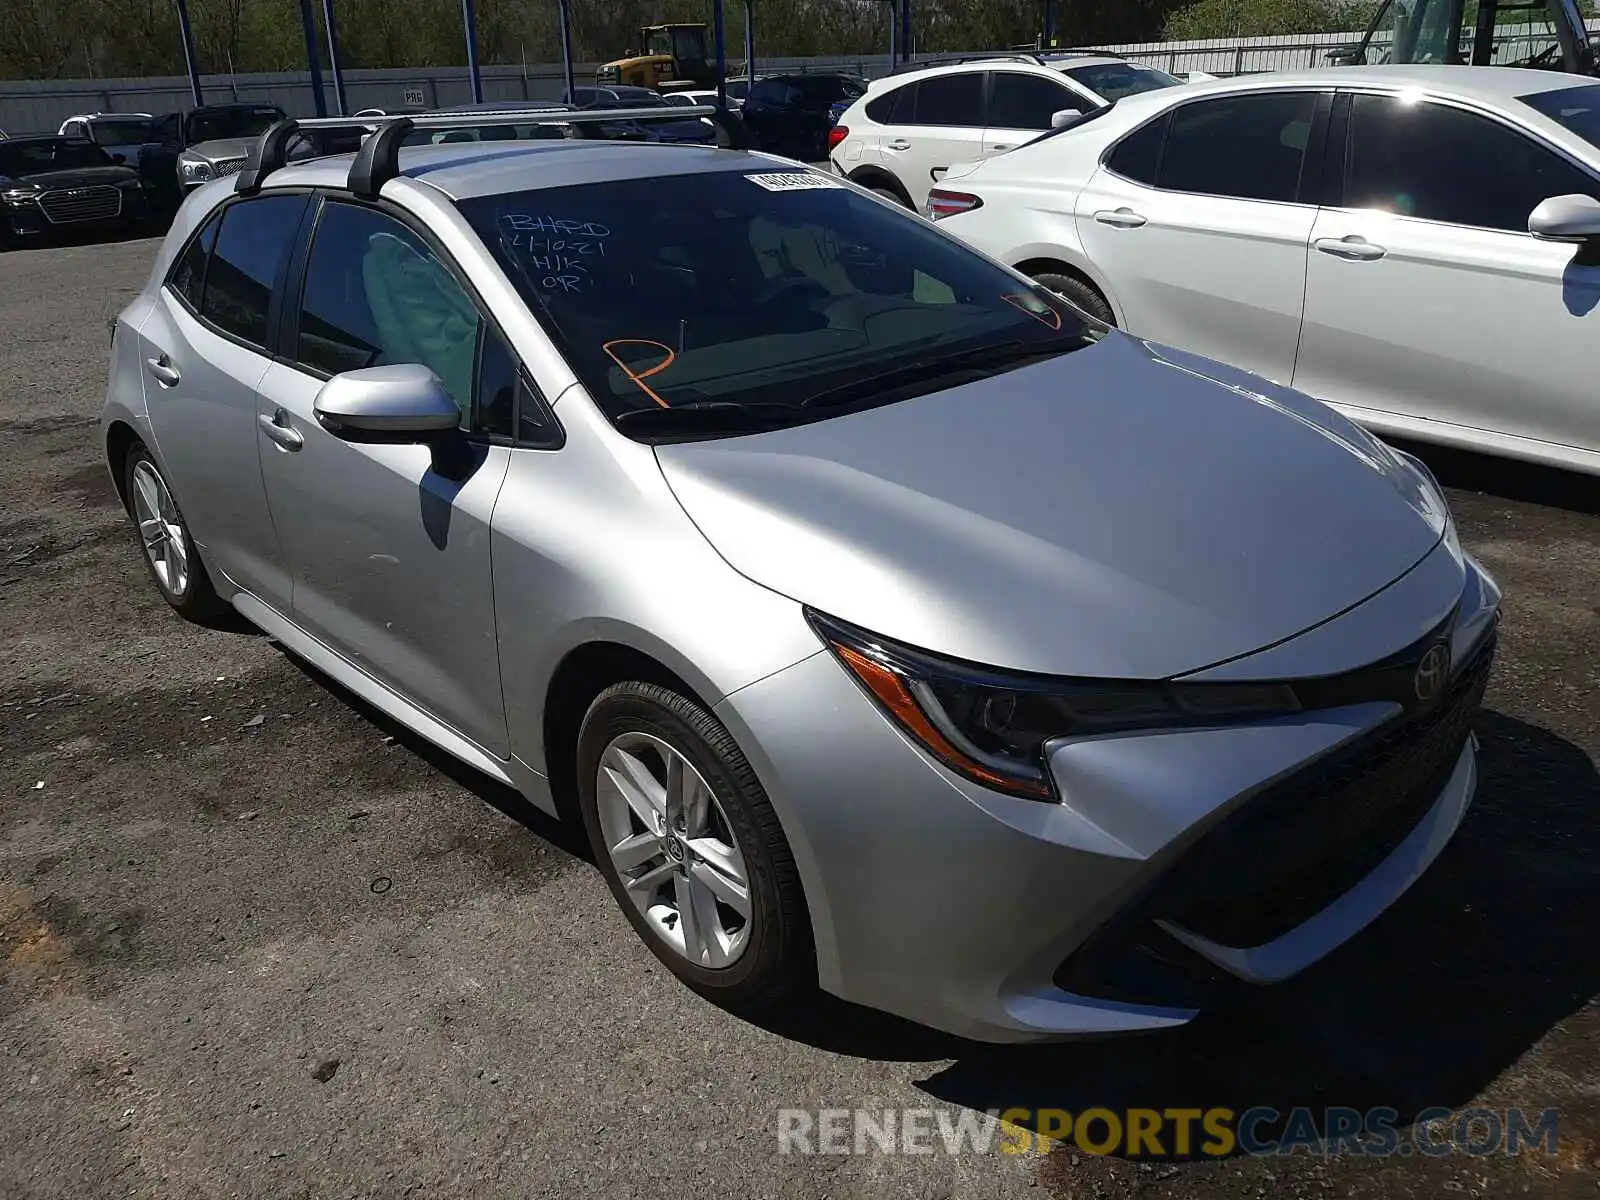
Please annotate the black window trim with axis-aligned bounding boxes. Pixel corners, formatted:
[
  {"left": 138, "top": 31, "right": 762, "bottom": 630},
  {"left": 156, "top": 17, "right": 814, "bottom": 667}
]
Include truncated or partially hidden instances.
[
  {"left": 277, "top": 190, "right": 563, "bottom": 451},
  {"left": 159, "top": 189, "right": 315, "bottom": 361},
  {"left": 1098, "top": 86, "right": 1335, "bottom": 207},
  {"left": 1327, "top": 85, "right": 1600, "bottom": 237}
]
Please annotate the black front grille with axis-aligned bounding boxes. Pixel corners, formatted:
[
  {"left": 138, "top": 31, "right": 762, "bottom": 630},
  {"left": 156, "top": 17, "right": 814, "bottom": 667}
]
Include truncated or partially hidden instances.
[
  {"left": 1055, "top": 630, "right": 1496, "bottom": 1006},
  {"left": 38, "top": 185, "right": 122, "bottom": 224},
  {"left": 212, "top": 157, "right": 247, "bottom": 178},
  {"left": 1157, "top": 631, "right": 1495, "bottom": 947}
]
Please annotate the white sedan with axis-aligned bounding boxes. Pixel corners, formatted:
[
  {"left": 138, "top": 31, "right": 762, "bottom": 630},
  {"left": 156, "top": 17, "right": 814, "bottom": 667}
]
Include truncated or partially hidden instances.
[{"left": 932, "top": 66, "right": 1600, "bottom": 476}]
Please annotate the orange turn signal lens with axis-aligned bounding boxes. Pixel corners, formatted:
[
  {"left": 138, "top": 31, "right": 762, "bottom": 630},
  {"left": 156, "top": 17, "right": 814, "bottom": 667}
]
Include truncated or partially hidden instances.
[{"left": 831, "top": 643, "right": 1053, "bottom": 800}]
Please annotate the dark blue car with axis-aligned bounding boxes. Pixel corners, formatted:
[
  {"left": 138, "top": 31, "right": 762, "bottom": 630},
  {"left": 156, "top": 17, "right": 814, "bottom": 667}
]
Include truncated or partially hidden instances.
[{"left": 740, "top": 73, "right": 865, "bottom": 161}]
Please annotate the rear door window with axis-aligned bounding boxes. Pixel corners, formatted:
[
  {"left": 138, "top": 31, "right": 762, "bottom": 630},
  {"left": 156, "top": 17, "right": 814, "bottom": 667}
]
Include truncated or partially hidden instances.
[
  {"left": 909, "top": 73, "right": 986, "bottom": 127},
  {"left": 197, "top": 194, "right": 309, "bottom": 349},
  {"left": 1158, "top": 92, "right": 1317, "bottom": 203}
]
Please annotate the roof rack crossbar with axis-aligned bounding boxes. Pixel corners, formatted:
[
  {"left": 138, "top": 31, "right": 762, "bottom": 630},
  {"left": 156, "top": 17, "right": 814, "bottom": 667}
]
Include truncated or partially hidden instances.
[
  {"left": 889, "top": 51, "right": 1044, "bottom": 75},
  {"left": 235, "top": 104, "right": 747, "bottom": 198}
]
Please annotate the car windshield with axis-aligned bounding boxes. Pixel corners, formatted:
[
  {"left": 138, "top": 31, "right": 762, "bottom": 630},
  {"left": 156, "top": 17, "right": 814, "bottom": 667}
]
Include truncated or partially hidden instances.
[
  {"left": 90, "top": 119, "right": 152, "bottom": 146},
  {"left": 1064, "top": 62, "right": 1181, "bottom": 100},
  {"left": 0, "top": 139, "right": 113, "bottom": 173},
  {"left": 1520, "top": 84, "right": 1600, "bottom": 152},
  {"left": 460, "top": 169, "right": 1100, "bottom": 441},
  {"left": 188, "top": 107, "right": 284, "bottom": 142}
]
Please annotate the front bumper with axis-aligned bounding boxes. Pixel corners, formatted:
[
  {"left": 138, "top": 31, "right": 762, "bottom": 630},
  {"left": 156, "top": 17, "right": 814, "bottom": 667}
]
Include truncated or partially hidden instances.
[{"left": 715, "top": 551, "right": 1501, "bottom": 1043}]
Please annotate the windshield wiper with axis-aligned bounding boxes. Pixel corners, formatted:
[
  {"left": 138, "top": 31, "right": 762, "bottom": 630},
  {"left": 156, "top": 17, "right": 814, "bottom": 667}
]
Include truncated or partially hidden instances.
[
  {"left": 800, "top": 339, "right": 1069, "bottom": 411},
  {"left": 612, "top": 400, "right": 804, "bottom": 436}
]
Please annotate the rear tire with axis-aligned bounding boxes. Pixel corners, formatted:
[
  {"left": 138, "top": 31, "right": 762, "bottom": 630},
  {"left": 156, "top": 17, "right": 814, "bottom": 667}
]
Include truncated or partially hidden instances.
[
  {"left": 122, "top": 443, "right": 226, "bottom": 622},
  {"left": 1033, "top": 271, "right": 1116, "bottom": 327},
  {"left": 577, "top": 681, "right": 812, "bottom": 1012}
]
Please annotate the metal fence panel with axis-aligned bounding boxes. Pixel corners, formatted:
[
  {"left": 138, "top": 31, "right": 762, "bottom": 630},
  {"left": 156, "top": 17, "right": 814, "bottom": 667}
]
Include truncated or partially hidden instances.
[{"left": 4, "top": 20, "right": 1597, "bottom": 136}]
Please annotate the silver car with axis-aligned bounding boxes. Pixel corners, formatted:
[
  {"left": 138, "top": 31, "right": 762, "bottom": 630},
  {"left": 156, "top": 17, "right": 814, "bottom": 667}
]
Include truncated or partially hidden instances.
[{"left": 103, "top": 122, "right": 1501, "bottom": 1043}]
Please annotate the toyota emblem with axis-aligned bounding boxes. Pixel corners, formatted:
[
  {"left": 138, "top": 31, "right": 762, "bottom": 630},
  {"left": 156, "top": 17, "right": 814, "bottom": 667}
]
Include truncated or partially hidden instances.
[{"left": 1413, "top": 643, "right": 1451, "bottom": 704}]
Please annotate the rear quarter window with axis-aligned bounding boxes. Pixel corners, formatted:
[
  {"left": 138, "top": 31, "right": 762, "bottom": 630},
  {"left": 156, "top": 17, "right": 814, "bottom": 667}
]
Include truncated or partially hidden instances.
[{"left": 866, "top": 82, "right": 915, "bottom": 125}]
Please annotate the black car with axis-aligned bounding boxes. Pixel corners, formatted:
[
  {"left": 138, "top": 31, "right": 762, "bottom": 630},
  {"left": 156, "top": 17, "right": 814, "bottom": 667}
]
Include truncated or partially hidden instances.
[
  {"left": 0, "top": 136, "right": 151, "bottom": 247},
  {"left": 58, "top": 113, "right": 172, "bottom": 211},
  {"left": 741, "top": 73, "right": 866, "bottom": 160}
]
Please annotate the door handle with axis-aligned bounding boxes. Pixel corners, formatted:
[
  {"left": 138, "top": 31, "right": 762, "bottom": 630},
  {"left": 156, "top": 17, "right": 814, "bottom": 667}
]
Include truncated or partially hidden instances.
[
  {"left": 1314, "top": 235, "right": 1386, "bottom": 261},
  {"left": 145, "top": 355, "right": 181, "bottom": 387},
  {"left": 258, "top": 409, "right": 304, "bottom": 452},
  {"left": 1093, "top": 207, "right": 1147, "bottom": 228},
  {"left": 887, "top": 138, "right": 912, "bottom": 151}
]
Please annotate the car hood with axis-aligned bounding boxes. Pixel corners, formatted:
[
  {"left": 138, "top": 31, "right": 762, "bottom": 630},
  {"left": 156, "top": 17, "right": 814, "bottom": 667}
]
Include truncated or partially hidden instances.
[
  {"left": 655, "top": 333, "right": 1449, "bottom": 679},
  {"left": 4, "top": 164, "right": 139, "bottom": 188},
  {"left": 183, "top": 137, "right": 253, "bottom": 162}
]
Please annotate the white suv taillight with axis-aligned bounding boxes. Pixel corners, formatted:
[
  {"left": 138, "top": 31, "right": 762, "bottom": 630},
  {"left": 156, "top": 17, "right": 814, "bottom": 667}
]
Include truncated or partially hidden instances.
[
  {"left": 925, "top": 188, "right": 983, "bottom": 221},
  {"left": 828, "top": 125, "right": 849, "bottom": 151}
]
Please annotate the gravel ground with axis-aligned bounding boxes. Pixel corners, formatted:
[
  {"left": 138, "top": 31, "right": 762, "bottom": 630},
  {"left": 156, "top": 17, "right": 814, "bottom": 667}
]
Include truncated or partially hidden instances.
[{"left": 1, "top": 234, "right": 1597, "bottom": 1200}]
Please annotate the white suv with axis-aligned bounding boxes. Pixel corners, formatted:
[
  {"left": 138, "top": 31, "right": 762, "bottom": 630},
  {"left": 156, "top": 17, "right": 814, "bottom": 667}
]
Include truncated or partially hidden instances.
[{"left": 830, "top": 52, "right": 1183, "bottom": 210}]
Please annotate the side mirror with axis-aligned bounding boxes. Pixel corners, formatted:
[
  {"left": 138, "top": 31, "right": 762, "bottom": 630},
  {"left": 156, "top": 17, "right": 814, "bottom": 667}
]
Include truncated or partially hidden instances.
[
  {"left": 1528, "top": 193, "right": 1600, "bottom": 243},
  {"left": 1326, "top": 45, "right": 1364, "bottom": 65},
  {"left": 313, "top": 364, "right": 461, "bottom": 437},
  {"left": 1050, "top": 109, "right": 1084, "bottom": 130}
]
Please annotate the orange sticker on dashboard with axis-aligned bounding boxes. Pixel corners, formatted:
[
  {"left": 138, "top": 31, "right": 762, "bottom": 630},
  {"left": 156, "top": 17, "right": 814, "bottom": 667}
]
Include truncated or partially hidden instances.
[
  {"left": 1001, "top": 293, "right": 1062, "bottom": 330},
  {"left": 602, "top": 339, "right": 676, "bottom": 409}
]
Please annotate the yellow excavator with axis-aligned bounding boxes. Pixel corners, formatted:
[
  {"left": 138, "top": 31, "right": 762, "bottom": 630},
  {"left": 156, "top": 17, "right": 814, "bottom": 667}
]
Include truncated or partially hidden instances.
[{"left": 597, "top": 24, "right": 721, "bottom": 92}]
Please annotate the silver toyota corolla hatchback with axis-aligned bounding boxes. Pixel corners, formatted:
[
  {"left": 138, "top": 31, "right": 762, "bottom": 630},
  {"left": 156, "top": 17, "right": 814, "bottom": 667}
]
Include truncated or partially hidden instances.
[{"left": 102, "top": 116, "right": 1501, "bottom": 1043}]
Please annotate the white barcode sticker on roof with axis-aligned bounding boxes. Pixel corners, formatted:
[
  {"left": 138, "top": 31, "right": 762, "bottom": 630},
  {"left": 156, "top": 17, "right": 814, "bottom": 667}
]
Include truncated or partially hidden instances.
[{"left": 744, "top": 172, "right": 843, "bottom": 192}]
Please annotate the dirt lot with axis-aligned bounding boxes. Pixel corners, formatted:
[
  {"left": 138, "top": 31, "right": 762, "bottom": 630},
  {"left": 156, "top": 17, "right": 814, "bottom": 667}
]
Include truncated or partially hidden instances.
[{"left": 1, "top": 235, "right": 1597, "bottom": 1200}]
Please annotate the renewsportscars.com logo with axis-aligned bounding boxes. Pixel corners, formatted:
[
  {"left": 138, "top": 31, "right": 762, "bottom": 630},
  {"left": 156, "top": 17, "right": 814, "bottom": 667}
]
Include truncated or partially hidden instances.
[{"left": 776, "top": 1106, "right": 1561, "bottom": 1158}]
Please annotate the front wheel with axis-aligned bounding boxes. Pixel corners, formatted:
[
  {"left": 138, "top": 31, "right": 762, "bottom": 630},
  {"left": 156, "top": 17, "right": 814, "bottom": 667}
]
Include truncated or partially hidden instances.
[{"left": 577, "top": 681, "right": 813, "bottom": 1011}]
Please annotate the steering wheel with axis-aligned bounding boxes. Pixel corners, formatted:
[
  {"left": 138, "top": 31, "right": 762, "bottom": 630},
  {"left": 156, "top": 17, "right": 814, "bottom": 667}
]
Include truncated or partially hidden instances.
[{"left": 751, "top": 276, "right": 832, "bottom": 309}]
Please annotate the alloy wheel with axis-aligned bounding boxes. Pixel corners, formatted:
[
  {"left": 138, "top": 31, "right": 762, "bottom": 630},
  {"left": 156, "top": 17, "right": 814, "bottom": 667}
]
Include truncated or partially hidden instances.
[
  {"left": 130, "top": 459, "right": 189, "bottom": 597},
  {"left": 595, "top": 731, "right": 752, "bottom": 968}
]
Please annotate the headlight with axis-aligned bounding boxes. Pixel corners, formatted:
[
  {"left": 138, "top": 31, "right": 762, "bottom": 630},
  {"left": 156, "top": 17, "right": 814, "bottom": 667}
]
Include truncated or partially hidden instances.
[
  {"left": 179, "top": 159, "right": 213, "bottom": 181},
  {"left": 1, "top": 187, "right": 36, "bottom": 205},
  {"left": 809, "top": 611, "right": 1300, "bottom": 800}
]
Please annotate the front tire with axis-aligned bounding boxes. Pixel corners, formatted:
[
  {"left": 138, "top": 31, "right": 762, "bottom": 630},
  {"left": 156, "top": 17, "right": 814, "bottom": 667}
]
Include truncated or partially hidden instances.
[
  {"left": 577, "top": 681, "right": 812, "bottom": 1011},
  {"left": 122, "top": 443, "right": 225, "bottom": 621}
]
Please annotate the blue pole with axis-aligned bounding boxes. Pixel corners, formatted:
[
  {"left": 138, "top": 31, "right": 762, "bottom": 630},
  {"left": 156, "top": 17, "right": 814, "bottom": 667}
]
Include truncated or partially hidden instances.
[
  {"left": 1042, "top": 0, "right": 1057, "bottom": 47},
  {"left": 297, "top": 0, "right": 328, "bottom": 116},
  {"left": 887, "top": 0, "right": 897, "bottom": 66},
  {"left": 462, "top": 0, "right": 484, "bottom": 104},
  {"left": 557, "top": 0, "right": 575, "bottom": 102},
  {"left": 321, "top": 0, "right": 348, "bottom": 114},
  {"left": 899, "top": 0, "right": 912, "bottom": 63},
  {"left": 744, "top": 0, "right": 754, "bottom": 90},
  {"left": 174, "top": 0, "right": 203, "bottom": 106},
  {"left": 714, "top": 0, "right": 727, "bottom": 105}
]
